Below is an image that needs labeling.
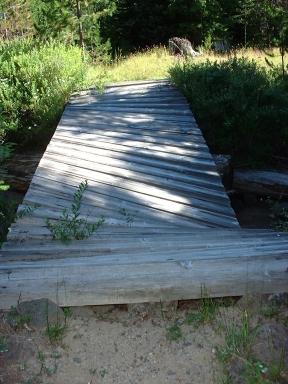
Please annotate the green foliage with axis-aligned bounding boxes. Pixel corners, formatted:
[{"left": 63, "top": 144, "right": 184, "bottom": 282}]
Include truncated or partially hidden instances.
[
  {"left": 5, "top": 306, "right": 31, "bottom": 328},
  {"left": 185, "top": 296, "right": 218, "bottom": 326},
  {"left": 99, "top": 369, "right": 107, "bottom": 378},
  {"left": 0, "top": 38, "right": 88, "bottom": 148},
  {"left": 45, "top": 300, "right": 66, "bottom": 344},
  {"left": 268, "top": 198, "right": 288, "bottom": 232},
  {"left": 0, "top": 192, "right": 18, "bottom": 246},
  {"left": 0, "top": 190, "right": 40, "bottom": 247},
  {"left": 45, "top": 321, "right": 66, "bottom": 344},
  {"left": 166, "top": 323, "right": 183, "bottom": 341},
  {"left": 218, "top": 311, "right": 257, "bottom": 365},
  {"left": 0, "top": 141, "right": 15, "bottom": 191},
  {"left": 119, "top": 207, "right": 139, "bottom": 226},
  {"left": 30, "top": 0, "right": 113, "bottom": 62},
  {"left": 241, "top": 359, "right": 268, "bottom": 383},
  {"left": 45, "top": 180, "right": 104, "bottom": 244},
  {"left": 101, "top": 0, "right": 172, "bottom": 54},
  {"left": 0, "top": 336, "right": 8, "bottom": 353},
  {"left": 169, "top": 57, "right": 288, "bottom": 166}
]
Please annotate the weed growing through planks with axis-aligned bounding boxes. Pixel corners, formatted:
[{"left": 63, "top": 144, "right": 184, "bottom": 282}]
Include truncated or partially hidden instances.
[
  {"left": 45, "top": 180, "right": 104, "bottom": 244},
  {"left": 119, "top": 207, "right": 139, "bottom": 226}
]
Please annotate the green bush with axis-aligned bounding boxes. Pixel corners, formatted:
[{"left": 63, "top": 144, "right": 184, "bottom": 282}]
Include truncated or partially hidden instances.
[
  {"left": 169, "top": 57, "right": 288, "bottom": 166},
  {"left": 0, "top": 38, "right": 88, "bottom": 149}
]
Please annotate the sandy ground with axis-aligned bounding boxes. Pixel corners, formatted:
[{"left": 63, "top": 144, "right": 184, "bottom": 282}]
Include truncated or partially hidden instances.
[{"left": 1, "top": 295, "right": 288, "bottom": 384}]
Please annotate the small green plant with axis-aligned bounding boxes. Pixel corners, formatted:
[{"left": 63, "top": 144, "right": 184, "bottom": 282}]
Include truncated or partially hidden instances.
[
  {"left": 261, "top": 300, "right": 283, "bottom": 318},
  {"left": 218, "top": 311, "right": 254, "bottom": 364},
  {"left": 45, "top": 300, "right": 66, "bottom": 344},
  {"left": 0, "top": 189, "right": 40, "bottom": 246},
  {"left": 45, "top": 321, "right": 66, "bottom": 344},
  {"left": 73, "top": 333, "right": 83, "bottom": 339},
  {"left": 37, "top": 350, "right": 46, "bottom": 373},
  {"left": 268, "top": 348, "right": 287, "bottom": 382},
  {"left": 99, "top": 369, "right": 107, "bottom": 378},
  {"left": 185, "top": 288, "right": 218, "bottom": 326},
  {"left": 45, "top": 180, "right": 104, "bottom": 244},
  {"left": 0, "top": 336, "right": 8, "bottom": 352},
  {"left": 89, "top": 367, "right": 97, "bottom": 374},
  {"left": 51, "top": 350, "right": 61, "bottom": 358},
  {"left": 63, "top": 307, "right": 73, "bottom": 325},
  {"left": 166, "top": 323, "right": 183, "bottom": 341},
  {"left": 119, "top": 207, "right": 139, "bottom": 226},
  {"left": 241, "top": 359, "right": 268, "bottom": 383},
  {"left": 268, "top": 198, "right": 288, "bottom": 232},
  {"left": 5, "top": 306, "right": 31, "bottom": 328}
]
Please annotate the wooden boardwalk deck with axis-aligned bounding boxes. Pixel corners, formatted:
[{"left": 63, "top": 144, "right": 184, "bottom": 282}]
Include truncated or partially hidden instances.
[{"left": 0, "top": 80, "right": 287, "bottom": 309}]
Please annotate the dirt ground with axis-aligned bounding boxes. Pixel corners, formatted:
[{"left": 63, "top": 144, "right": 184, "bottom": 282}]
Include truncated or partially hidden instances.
[
  {"left": 0, "top": 294, "right": 288, "bottom": 384},
  {"left": 0, "top": 193, "right": 287, "bottom": 384}
]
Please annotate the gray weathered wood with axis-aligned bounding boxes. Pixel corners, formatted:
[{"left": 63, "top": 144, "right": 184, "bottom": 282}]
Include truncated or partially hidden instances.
[
  {"left": 234, "top": 170, "right": 288, "bottom": 198},
  {"left": 0, "top": 79, "right": 287, "bottom": 309}
]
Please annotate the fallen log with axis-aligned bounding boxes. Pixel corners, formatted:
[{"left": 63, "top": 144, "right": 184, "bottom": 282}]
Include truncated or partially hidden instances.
[{"left": 233, "top": 170, "right": 288, "bottom": 199}]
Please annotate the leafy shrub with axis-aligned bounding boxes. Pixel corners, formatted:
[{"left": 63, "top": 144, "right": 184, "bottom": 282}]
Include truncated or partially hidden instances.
[
  {"left": 169, "top": 57, "right": 288, "bottom": 166},
  {"left": 0, "top": 38, "right": 88, "bottom": 149},
  {"left": 0, "top": 193, "right": 40, "bottom": 246}
]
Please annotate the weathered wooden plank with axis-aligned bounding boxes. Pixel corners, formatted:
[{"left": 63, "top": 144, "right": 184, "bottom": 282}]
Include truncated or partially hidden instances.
[
  {"left": 3, "top": 79, "right": 286, "bottom": 309},
  {"left": 26, "top": 178, "right": 237, "bottom": 229},
  {"left": 57, "top": 125, "right": 204, "bottom": 143},
  {"left": 43, "top": 145, "right": 224, "bottom": 191},
  {"left": 35, "top": 155, "right": 234, "bottom": 210},
  {"left": 61, "top": 109, "right": 196, "bottom": 123},
  {"left": 2, "top": 230, "right": 288, "bottom": 262},
  {"left": 49, "top": 132, "right": 209, "bottom": 159},
  {"left": 69, "top": 98, "right": 189, "bottom": 106},
  {"left": 47, "top": 136, "right": 216, "bottom": 173},
  {"left": 65, "top": 105, "right": 194, "bottom": 116},
  {"left": 58, "top": 119, "right": 202, "bottom": 135},
  {"left": 52, "top": 127, "right": 209, "bottom": 151},
  {"left": 0, "top": 252, "right": 287, "bottom": 309},
  {"left": 30, "top": 163, "right": 235, "bottom": 216}
]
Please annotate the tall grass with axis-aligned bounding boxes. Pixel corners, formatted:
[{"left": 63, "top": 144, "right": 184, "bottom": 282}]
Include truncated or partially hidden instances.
[
  {"left": 86, "top": 46, "right": 286, "bottom": 87},
  {"left": 87, "top": 45, "right": 174, "bottom": 87},
  {"left": 0, "top": 38, "right": 88, "bottom": 149}
]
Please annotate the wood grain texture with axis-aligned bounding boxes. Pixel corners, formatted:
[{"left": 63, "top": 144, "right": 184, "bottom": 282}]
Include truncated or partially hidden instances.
[{"left": 1, "top": 79, "right": 287, "bottom": 309}]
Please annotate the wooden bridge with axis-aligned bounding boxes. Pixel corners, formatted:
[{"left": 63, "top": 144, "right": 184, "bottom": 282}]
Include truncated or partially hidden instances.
[{"left": 0, "top": 80, "right": 287, "bottom": 309}]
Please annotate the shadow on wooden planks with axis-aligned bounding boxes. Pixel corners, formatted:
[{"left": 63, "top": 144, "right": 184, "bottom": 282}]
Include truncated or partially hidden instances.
[{"left": 0, "top": 80, "right": 287, "bottom": 309}]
